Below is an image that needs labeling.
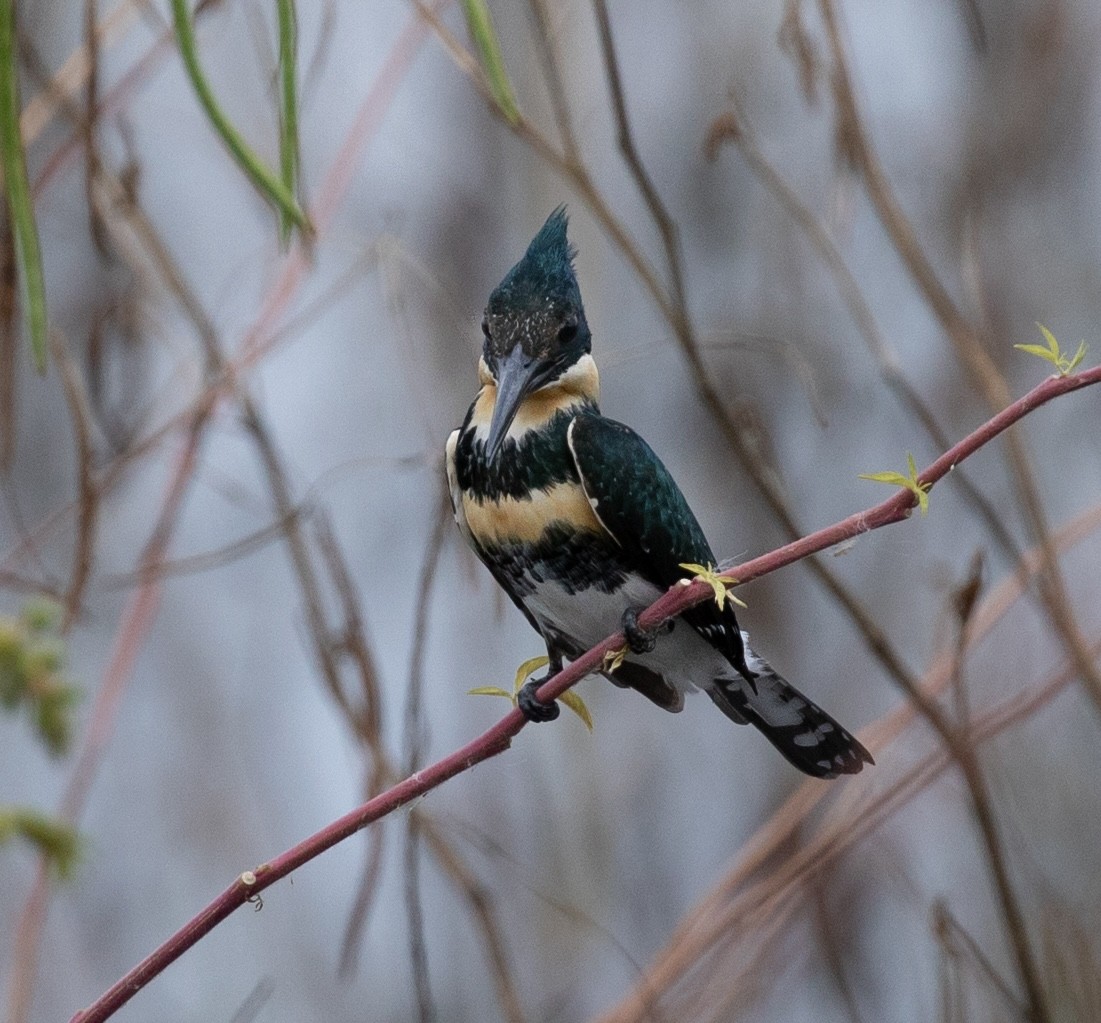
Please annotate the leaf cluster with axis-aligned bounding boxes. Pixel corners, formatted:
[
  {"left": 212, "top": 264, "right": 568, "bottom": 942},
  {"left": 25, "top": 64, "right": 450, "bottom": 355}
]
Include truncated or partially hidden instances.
[
  {"left": 0, "top": 806, "right": 81, "bottom": 879},
  {"left": 678, "top": 562, "right": 747, "bottom": 610},
  {"left": 859, "top": 452, "right": 932, "bottom": 516},
  {"left": 1, "top": 599, "right": 83, "bottom": 878},
  {"left": 1014, "top": 324, "right": 1088, "bottom": 377},
  {"left": 0, "top": 598, "right": 80, "bottom": 755}
]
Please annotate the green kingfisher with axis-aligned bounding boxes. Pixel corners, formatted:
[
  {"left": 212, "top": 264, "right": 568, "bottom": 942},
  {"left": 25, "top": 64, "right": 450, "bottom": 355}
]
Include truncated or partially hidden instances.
[{"left": 446, "top": 208, "right": 872, "bottom": 779}]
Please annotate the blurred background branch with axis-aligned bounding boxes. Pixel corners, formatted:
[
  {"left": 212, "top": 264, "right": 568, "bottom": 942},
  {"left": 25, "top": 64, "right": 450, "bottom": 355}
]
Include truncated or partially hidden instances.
[{"left": 2, "top": 1, "right": 1100, "bottom": 1022}]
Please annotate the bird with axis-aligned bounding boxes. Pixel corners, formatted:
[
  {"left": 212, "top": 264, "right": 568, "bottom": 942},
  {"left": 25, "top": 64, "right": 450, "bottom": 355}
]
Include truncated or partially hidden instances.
[{"left": 446, "top": 208, "right": 873, "bottom": 779}]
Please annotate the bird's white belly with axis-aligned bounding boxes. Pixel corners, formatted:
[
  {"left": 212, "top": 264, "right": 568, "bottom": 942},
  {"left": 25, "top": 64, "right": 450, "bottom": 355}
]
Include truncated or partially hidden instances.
[{"left": 523, "top": 575, "right": 734, "bottom": 693}]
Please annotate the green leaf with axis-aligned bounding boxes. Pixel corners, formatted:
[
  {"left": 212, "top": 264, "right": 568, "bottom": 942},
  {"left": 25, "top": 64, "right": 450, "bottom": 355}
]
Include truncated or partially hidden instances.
[
  {"left": 276, "top": 0, "right": 301, "bottom": 246},
  {"left": 1037, "top": 323, "right": 1061, "bottom": 356},
  {"left": 0, "top": 0, "right": 49, "bottom": 372},
  {"left": 467, "top": 685, "right": 514, "bottom": 701},
  {"left": 460, "top": 0, "right": 520, "bottom": 124},
  {"left": 512, "top": 655, "right": 549, "bottom": 694},
  {"left": 560, "top": 690, "right": 594, "bottom": 732},
  {"left": 858, "top": 471, "right": 910, "bottom": 485},
  {"left": 1015, "top": 324, "right": 1090, "bottom": 377},
  {"left": 1013, "top": 343, "right": 1060, "bottom": 365}
]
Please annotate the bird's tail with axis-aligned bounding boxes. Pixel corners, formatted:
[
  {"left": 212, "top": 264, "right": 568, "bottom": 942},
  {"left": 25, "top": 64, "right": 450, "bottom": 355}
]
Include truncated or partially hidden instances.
[{"left": 707, "top": 646, "right": 873, "bottom": 779}]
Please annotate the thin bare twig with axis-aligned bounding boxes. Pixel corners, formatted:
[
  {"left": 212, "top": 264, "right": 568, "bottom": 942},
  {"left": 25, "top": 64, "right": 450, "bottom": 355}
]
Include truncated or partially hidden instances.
[
  {"left": 952, "top": 721, "right": 1046, "bottom": 1023},
  {"left": 30, "top": 1, "right": 228, "bottom": 199},
  {"left": 401, "top": 492, "right": 450, "bottom": 1023},
  {"left": 955, "top": 0, "right": 988, "bottom": 53},
  {"left": 44, "top": 32, "right": 383, "bottom": 732},
  {"left": 336, "top": 812, "right": 387, "bottom": 978},
  {"left": 934, "top": 901, "right": 1023, "bottom": 1014},
  {"left": 50, "top": 332, "right": 100, "bottom": 631},
  {"left": 314, "top": 514, "right": 386, "bottom": 756},
  {"left": 82, "top": 0, "right": 110, "bottom": 257},
  {"left": 320, "top": 511, "right": 391, "bottom": 978},
  {"left": 20, "top": 0, "right": 145, "bottom": 148},
  {"left": 592, "top": 0, "right": 689, "bottom": 316},
  {"left": 945, "top": 551, "right": 983, "bottom": 726},
  {"left": 528, "top": 0, "right": 580, "bottom": 162},
  {"left": 0, "top": 567, "right": 63, "bottom": 596},
  {"left": 0, "top": 200, "right": 16, "bottom": 467},
  {"left": 101, "top": 507, "right": 307, "bottom": 588},
  {"left": 405, "top": 809, "right": 436, "bottom": 1023},
  {"left": 812, "top": 879, "right": 868, "bottom": 1023},
  {"left": 417, "top": 826, "right": 528, "bottom": 1023}
]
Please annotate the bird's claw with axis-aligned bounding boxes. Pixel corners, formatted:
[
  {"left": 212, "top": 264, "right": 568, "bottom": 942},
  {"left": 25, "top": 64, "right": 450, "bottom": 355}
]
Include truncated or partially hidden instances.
[
  {"left": 517, "top": 677, "right": 560, "bottom": 722},
  {"left": 622, "top": 607, "right": 671, "bottom": 654}
]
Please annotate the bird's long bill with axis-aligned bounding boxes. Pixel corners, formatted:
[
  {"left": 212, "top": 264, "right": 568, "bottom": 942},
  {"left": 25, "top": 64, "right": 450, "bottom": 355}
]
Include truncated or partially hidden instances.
[{"left": 485, "top": 345, "right": 540, "bottom": 461}]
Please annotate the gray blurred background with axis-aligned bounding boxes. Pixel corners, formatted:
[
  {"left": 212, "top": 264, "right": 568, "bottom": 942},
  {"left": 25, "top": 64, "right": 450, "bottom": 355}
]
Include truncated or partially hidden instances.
[{"left": 2, "top": 1, "right": 1101, "bottom": 1021}]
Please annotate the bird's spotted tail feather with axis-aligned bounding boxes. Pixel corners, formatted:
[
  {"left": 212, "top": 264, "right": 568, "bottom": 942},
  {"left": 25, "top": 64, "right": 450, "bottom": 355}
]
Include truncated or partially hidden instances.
[{"left": 707, "top": 648, "right": 873, "bottom": 779}]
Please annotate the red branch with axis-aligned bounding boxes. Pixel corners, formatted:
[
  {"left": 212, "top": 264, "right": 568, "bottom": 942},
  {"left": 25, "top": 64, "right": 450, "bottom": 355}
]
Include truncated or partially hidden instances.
[{"left": 69, "top": 363, "right": 1101, "bottom": 1023}]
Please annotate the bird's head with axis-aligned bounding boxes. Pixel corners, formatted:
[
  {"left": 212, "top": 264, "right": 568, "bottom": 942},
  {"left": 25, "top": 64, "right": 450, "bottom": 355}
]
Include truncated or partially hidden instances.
[{"left": 480, "top": 207, "right": 593, "bottom": 461}]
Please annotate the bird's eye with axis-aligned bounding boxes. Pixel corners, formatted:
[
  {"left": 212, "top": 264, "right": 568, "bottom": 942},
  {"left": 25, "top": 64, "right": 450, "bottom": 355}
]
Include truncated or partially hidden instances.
[
  {"left": 481, "top": 318, "right": 492, "bottom": 340},
  {"left": 557, "top": 322, "right": 578, "bottom": 345}
]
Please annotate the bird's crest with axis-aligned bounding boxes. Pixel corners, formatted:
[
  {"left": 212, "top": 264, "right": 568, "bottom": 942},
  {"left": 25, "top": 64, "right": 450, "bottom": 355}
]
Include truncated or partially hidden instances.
[{"left": 487, "top": 206, "right": 581, "bottom": 322}]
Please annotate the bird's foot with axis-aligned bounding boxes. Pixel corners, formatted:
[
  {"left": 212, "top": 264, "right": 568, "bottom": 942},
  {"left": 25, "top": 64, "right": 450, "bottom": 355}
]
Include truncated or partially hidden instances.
[
  {"left": 517, "top": 677, "right": 560, "bottom": 722},
  {"left": 621, "top": 607, "right": 672, "bottom": 655}
]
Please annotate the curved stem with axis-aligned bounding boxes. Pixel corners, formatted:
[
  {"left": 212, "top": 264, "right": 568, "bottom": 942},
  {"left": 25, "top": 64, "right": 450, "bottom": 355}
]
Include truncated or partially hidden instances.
[{"left": 170, "top": 0, "right": 310, "bottom": 232}]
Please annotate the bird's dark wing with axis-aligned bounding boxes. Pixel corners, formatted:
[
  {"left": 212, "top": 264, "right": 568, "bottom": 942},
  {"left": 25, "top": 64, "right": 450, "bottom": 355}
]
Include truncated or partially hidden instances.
[
  {"left": 566, "top": 415, "right": 752, "bottom": 676},
  {"left": 606, "top": 660, "right": 684, "bottom": 712}
]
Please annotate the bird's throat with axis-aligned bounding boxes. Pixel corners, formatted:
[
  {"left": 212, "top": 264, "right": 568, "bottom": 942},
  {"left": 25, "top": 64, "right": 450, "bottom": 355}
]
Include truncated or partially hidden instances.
[{"left": 471, "top": 353, "right": 599, "bottom": 447}]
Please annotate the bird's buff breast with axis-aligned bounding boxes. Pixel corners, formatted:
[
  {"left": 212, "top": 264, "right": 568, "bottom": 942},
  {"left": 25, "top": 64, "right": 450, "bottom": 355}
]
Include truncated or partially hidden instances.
[{"left": 462, "top": 481, "right": 603, "bottom": 547}]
